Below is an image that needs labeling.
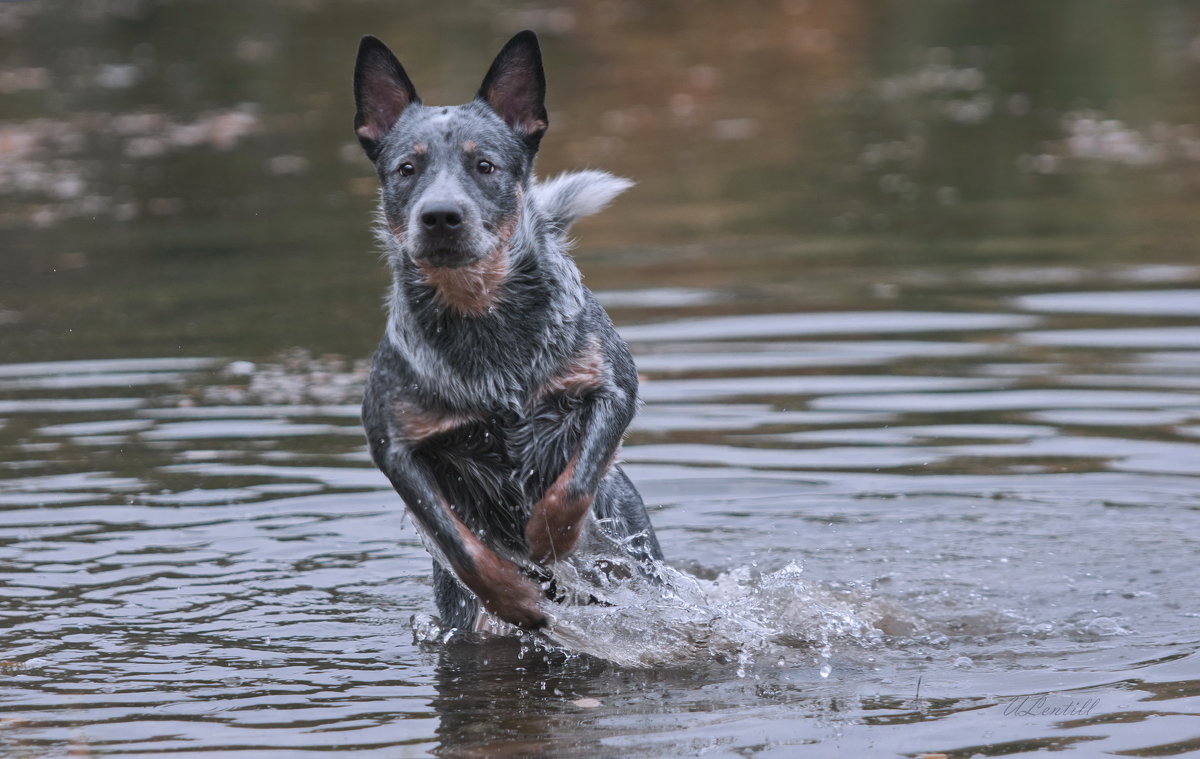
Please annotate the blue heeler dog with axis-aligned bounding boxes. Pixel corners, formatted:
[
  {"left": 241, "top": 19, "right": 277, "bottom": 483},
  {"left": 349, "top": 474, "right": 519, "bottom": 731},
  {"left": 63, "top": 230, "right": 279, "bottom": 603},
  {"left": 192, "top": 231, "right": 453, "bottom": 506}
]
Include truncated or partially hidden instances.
[{"left": 354, "top": 31, "right": 662, "bottom": 631}]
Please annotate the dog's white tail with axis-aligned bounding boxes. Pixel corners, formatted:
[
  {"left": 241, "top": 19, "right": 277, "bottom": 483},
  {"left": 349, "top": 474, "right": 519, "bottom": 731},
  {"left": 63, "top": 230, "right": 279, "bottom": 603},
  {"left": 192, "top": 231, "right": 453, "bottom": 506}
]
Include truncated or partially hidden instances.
[{"left": 531, "top": 170, "right": 633, "bottom": 231}]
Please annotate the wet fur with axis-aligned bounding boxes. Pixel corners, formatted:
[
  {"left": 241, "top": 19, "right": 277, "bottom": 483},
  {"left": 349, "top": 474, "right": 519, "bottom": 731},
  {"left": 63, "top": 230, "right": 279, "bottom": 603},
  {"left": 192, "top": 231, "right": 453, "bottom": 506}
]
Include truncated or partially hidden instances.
[{"left": 354, "top": 31, "right": 662, "bottom": 631}]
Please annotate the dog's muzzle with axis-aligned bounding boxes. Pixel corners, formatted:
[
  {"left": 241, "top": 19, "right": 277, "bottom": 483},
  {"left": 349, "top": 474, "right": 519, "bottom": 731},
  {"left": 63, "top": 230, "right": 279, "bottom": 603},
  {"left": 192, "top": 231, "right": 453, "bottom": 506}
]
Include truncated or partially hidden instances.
[{"left": 412, "top": 201, "right": 479, "bottom": 267}]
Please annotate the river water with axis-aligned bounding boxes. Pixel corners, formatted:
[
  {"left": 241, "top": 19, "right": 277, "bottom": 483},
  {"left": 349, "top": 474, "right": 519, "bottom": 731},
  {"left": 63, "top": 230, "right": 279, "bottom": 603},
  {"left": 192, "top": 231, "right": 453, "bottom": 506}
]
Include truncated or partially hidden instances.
[{"left": 2, "top": 2, "right": 1199, "bottom": 757}]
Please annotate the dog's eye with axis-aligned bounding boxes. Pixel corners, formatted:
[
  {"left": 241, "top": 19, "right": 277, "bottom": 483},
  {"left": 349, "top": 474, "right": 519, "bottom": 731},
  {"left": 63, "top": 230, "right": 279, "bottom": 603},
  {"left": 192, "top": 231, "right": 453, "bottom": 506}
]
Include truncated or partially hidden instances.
[
  {"left": 476, "top": 160, "right": 495, "bottom": 175},
  {"left": 398, "top": 163, "right": 416, "bottom": 177}
]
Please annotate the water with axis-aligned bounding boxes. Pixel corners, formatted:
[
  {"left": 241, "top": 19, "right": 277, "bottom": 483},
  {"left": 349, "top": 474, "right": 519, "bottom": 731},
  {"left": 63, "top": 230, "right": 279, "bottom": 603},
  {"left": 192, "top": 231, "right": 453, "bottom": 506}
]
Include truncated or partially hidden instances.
[{"left": 4, "top": 1, "right": 1200, "bottom": 757}]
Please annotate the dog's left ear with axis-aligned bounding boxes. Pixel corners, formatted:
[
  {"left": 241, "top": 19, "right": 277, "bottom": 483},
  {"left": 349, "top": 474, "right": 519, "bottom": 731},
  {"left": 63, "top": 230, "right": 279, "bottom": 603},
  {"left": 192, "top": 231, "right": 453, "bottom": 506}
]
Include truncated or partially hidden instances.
[{"left": 477, "top": 30, "right": 548, "bottom": 145}]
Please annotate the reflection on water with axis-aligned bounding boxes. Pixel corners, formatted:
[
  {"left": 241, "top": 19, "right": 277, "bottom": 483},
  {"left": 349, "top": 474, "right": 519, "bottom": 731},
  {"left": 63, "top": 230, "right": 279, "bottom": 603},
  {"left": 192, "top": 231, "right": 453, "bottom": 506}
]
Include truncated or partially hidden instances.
[{"left": 3, "top": 1, "right": 1200, "bottom": 757}]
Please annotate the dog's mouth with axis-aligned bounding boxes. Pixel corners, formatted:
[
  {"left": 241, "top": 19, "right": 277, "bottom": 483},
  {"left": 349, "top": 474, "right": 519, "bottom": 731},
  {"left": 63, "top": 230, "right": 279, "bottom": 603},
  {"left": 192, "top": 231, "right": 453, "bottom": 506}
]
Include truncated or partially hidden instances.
[{"left": 413, "top": 246, "right": 483, "bottom": 269}]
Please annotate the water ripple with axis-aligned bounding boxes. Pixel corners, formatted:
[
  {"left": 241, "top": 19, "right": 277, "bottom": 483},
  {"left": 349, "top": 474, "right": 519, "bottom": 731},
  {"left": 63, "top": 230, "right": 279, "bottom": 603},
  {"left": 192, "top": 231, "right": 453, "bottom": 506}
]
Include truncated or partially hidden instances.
[{"left": 1, "top": 302, "right": 1197, "bottom": 757}]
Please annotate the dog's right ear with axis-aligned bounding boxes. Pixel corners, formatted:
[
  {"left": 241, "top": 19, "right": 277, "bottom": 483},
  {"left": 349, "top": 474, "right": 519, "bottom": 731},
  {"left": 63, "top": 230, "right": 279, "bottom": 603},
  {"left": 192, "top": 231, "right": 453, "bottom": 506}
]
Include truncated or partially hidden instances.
[{"left": 354, "top": 35, "right": 419, "bottom": 161}]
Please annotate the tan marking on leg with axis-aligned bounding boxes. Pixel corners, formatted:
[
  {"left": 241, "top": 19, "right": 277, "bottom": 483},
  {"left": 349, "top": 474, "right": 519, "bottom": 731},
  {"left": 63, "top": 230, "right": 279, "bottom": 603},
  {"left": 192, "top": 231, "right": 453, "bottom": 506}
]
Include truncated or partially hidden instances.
[
  {"left": 534, "top": 338, "right": 607, "bottom": 402},
  {"left": 453, "top": 520, "right": 547, "bottom": 629},
  {"left": 393, "top": 400, "right": 477, "bottom": 442},
  {"left": 525, "top": 456, "right": 595, "bottom": 563}
]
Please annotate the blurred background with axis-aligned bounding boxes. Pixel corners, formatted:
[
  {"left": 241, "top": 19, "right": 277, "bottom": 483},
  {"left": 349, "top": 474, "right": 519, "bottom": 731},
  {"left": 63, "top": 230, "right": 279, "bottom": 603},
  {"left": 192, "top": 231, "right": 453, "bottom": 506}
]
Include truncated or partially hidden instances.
[{"left": 4, "top": 0, "right": 1200, "bottom": 363}]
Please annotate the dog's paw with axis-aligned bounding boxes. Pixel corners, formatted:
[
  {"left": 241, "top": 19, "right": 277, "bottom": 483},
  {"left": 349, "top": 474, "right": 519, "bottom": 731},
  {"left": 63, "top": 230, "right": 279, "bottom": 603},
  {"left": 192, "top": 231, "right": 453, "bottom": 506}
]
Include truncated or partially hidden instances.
[
  {"left": 467, "top": 555, "right": 550, "bottom": 630},
  {"left": 485, "top": 580, "right": 549, "bottom": 630}
]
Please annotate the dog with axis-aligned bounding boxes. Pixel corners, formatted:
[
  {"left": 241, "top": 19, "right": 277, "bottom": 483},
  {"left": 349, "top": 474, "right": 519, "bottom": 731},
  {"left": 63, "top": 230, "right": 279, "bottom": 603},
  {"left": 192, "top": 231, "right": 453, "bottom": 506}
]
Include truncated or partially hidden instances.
[{"left": 354, "top": 30, "right": 662, "bottom": 632}]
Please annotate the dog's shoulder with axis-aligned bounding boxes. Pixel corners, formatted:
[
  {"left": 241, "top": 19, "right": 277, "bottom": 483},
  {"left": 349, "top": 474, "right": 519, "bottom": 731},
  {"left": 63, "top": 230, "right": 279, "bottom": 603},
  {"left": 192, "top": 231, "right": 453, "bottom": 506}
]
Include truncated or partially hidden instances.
[
  {"left": 573, "top": 288, "right": 639, "bottom": 392},
  {"left": 362, "top": 337, "right": 408, "bottom": 427}
]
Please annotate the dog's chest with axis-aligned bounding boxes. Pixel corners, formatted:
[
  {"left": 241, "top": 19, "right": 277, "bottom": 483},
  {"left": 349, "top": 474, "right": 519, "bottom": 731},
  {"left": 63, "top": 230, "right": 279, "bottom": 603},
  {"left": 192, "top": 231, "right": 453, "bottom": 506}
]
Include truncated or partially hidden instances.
[
  {"left": 398, "top": 394, "right": 586, "bottom": 547},
  {"left": 395, "top": 334, "right": 605, "bottom": 471},
  {"left": 400, "top": 391, "right": 585, "bottom": 482}
]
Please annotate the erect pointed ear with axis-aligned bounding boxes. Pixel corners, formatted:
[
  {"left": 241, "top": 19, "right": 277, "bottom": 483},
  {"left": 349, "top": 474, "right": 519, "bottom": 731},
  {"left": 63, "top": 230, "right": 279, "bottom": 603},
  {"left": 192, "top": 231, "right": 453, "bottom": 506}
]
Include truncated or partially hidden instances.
[
  {"left": 353, "top": 35, "right": 419, "bottom": 160},
  {"left": 476, "top": 30, "right": 548, "bottom": 145}
]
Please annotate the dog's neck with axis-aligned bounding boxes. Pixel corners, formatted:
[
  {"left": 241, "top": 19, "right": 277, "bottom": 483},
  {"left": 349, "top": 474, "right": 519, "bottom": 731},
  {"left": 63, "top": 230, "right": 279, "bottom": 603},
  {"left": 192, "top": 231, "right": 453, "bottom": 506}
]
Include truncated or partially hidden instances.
[
  {"left": 413, "top": 243, "right": 512, "bottom": 317},
  {"left": 382, "top": 217, "right": 587, "bottom": 409}
]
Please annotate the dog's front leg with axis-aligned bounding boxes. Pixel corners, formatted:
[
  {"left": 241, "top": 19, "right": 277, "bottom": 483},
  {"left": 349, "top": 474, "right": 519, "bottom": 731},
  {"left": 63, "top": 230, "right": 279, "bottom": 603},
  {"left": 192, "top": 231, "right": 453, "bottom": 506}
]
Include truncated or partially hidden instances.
[
  {"left": 525, "top": 388, "right": 634, "bottom": 563},
  {"left": 380, "top": 445, "right": 548, "bottom": 629}
]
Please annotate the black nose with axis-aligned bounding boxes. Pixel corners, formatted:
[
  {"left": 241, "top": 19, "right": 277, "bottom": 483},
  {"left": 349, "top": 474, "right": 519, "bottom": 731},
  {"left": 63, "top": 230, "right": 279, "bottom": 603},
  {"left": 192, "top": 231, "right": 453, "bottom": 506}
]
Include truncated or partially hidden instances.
[{"left": 420, "top": 203, "right": 464, "bottom": 232}]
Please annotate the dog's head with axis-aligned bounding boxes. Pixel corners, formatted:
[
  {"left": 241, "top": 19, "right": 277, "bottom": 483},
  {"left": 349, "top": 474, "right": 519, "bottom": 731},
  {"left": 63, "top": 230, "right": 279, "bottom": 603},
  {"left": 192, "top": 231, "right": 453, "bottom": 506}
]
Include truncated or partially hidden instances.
[{"left": 353, "top": 31, "right": 547, "bottom": 270}]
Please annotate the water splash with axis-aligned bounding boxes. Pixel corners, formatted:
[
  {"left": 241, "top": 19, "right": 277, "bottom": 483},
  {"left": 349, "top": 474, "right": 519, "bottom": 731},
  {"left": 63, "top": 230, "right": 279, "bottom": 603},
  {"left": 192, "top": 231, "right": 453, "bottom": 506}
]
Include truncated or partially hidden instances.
[
  {"left": 415, "top": 524, "right": 894, "bottom": 670},
  {"left": 546, "top": 558, "right": 887, "bottom": 669}
]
